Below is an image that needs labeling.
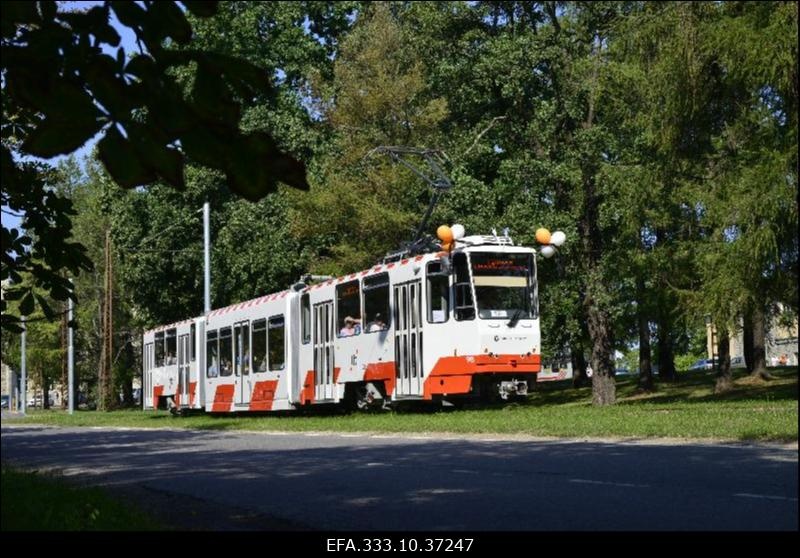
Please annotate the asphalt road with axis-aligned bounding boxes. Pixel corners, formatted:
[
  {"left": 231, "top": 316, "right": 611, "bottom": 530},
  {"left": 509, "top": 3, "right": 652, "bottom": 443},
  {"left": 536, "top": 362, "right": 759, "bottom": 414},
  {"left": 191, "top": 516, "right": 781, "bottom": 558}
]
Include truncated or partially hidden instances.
[{"left": 1, "top": 424, "right": 797, "bottom": 531}]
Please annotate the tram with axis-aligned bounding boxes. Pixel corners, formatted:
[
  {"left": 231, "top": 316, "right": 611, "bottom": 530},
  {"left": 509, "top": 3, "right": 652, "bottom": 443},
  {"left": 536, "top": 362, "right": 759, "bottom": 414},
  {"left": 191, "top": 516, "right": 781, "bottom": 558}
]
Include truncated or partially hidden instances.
[{"left": 142, "top": 227, "right": 562, "bottom": 413}]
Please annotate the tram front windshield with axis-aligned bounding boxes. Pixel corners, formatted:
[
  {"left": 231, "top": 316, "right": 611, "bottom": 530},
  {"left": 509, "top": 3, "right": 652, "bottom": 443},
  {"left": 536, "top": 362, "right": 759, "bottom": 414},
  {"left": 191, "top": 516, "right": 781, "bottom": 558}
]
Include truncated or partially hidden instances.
[{"left": 470, "top": 252, "right": 536, "bottom": 320}]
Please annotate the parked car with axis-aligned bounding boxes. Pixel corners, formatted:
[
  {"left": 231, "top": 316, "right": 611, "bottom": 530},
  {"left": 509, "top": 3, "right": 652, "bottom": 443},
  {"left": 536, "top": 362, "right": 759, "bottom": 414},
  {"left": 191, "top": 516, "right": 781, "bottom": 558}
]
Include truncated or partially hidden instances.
[
  {"left": 688, "top": 359, "right": 707, "bottom": 371},
  {"left": 615, "top": 368, "right": 632, "bottom": 376},
  {"left": 688, "top": 358, "right": 720, "bottom": 371}
]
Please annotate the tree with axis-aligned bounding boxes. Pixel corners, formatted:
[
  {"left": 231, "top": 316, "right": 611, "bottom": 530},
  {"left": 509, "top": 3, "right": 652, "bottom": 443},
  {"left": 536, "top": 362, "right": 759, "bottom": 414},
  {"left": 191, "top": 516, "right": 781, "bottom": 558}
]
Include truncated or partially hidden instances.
[
  {"left": 46, "top": 156, "right": 140, "bottom": 409},
  {"left": 2, "top": 1, "right": 310, "bottom": 331},
  {"left": 702, "top": 1, "right": 797, "bottom": 381},
  {"left": 401, "top": 2, "right": 637, "bottom": 404},
  {"left": 4, "top": 290, "right": 63, "bottom": 409},
  {"left": 291, "top": 3, "right": 449, "bottom": 274},
  {"left": 617, "top": 2, "right": 797, "bottom": 391}
]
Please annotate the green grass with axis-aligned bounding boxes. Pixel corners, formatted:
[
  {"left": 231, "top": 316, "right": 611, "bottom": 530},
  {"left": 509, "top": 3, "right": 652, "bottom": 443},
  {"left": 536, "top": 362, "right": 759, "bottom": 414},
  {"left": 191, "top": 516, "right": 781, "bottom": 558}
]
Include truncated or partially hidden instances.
[
  {"left": 12, "top": 367, "right": 798, "bottom": 442},
  {"left": 1, "top": 466, "right": 161, "bottom": 531}
]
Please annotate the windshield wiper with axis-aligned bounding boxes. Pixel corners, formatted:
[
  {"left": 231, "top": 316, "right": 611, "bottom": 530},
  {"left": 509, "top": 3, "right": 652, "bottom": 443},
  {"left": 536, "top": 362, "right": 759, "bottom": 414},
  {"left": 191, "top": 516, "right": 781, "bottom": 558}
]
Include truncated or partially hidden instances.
[{"left": 506, "top": 308, "right": 523, "bottom": 328}]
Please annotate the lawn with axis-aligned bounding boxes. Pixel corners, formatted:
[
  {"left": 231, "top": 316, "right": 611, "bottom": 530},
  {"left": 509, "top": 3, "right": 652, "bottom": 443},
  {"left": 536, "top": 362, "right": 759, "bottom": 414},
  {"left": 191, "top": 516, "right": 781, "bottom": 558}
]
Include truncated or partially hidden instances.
[
  {"left": 10, "top": 367, "right": 797, "bottom": 442},
  {"left": 1, "top": 466, "right": 160, "bottom": 531}
]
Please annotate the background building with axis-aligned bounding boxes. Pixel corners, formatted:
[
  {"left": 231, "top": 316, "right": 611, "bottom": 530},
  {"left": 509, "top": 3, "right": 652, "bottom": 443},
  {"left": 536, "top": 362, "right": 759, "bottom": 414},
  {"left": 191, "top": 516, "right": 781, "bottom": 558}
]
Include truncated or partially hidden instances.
[{"left": 706, "top": 305, "right": 799, "bottom": 367}]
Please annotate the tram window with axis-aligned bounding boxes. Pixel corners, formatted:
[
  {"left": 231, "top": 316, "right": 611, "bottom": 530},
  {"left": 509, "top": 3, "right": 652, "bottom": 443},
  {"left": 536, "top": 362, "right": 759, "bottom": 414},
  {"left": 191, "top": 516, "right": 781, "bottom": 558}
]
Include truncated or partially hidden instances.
[
  {"left": 219, "top": 327, "right": 233, "bottom": 377},
  {"left": 453, "top": 253, "right": 475, "bottom": 320},
  {"left": 206, "top": 330, "right": 219, "bottom": 378},
  {"left": 154, "top": 331, "right": 165, "bottom": 367},
  {"left": 165, "top": 328, "right": 177, "bottom": 365},
  {"left": 363, "top": 273, "right": 390, "bottom": 333},
  {"left": 268, "top": 315, "right": 285, "bottom": 370},
  {"left": 471, "top": 252, "right": 536, "bottom": 320},
  {"left": 190, "top": 323, "right": 196, "bottom": 361},
  {"left": 427, "top": 262, "right": 449, "bottom": 323},
  {"left": 301, "top": 293, "right": 311, "bottom": 344},
  {"left": 336, "top": 280, "right": 361, "bottom": 337},
  {"left": 252, "top": 319, "right": 267, "bottom": 373}
]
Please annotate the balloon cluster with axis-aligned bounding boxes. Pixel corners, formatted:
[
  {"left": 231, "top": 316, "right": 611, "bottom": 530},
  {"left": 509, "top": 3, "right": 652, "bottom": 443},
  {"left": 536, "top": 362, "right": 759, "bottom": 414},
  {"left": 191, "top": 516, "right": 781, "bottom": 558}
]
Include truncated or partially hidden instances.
[
  {"left": 535, "top": 227, "right": 565, "bottom": 258},
  {"left": 437, "top": 224, "right": 465, "bottom": 251}
]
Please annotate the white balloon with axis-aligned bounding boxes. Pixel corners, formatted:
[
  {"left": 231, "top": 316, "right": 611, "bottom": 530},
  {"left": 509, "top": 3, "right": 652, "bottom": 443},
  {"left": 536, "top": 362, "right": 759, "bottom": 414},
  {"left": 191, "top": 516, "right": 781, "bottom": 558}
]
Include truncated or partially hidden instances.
[
  {"left": 451, "top": 224, "right": 466, "bottom": 240},
  {"left": 550, "top": 231, "right": 566, "bottom": 247},
  {"left": 540, "top": 245, "right": 557, "bottom": 258}
]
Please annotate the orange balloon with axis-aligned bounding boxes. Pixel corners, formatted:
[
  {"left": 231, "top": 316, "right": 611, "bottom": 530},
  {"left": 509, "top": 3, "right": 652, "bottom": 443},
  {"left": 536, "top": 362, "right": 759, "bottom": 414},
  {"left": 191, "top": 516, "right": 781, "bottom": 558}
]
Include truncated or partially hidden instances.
[
  {"left": 437, "top": 225, "right": 454, "bottom": 244},
  {"left": 535, "top": 227, "right": 551, "bottom": 244},
  {"left": 441, "top": 242, "right": 452, "bottom": 252}
]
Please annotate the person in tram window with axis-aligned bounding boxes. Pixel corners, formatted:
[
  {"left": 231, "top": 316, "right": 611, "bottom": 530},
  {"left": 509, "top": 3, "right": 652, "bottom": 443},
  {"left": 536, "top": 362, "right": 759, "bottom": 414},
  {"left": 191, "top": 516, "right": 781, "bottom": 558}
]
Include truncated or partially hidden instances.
[
  {"left": 339, "top": 316, "right": 361, "bottom": 337},
  {"left": 220, "top": 358, "right": 231, "bottom": 376},
  {"left": 368, "top": 313, "right": 387, "bottom": 332}
]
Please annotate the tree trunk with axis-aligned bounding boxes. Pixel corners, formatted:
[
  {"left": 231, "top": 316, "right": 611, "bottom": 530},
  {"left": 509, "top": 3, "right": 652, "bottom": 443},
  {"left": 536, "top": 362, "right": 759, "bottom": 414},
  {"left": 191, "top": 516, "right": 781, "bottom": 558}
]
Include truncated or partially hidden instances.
[
  {"left": 122, "top": 338, "right": 135, "bottom": 407},
  {"left": 579, "top": 143, "right": 615, "bottom": 404},
  {"left": 41, "top": 368, "right": 50, "bottom": 410},
  {"left": 637, "top": 278, "right": 653, "bottom": 391},
  {"left": 749, "top": 305, "right": 772, "bottom": 380},
  {"left": 571, "top": 345, "right": 589, "bottom": 388},
  {"left": 654, "top": 227, "right": 677, "bottom": 380},
  {"left": 714, "top": 332, "right": 733, "bottom": 393},
  {"left": 742, "top": 311, "right": 754, "bottom": 373},
  {"left": 658, "top": 334, "right": 676, "bottom": 380},
  {"left": 657, "top": 314, "right": 676, "bottom": 381},
  {"left": 587, "top": 300, "right": 616, "bottom": 405},
  {"left": 637, "top": 310, "right": 653, "bottom": 391}
]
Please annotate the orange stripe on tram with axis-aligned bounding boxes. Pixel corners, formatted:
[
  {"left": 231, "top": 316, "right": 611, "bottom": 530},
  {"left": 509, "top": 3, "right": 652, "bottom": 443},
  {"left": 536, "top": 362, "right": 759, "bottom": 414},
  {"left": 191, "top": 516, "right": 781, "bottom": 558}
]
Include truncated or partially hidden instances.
[
  {"left": 249, "top": 380, "right": 279, "bottom": 411},
  {"left": 211, "top": 384, "right": 235, "bottom": 412}
]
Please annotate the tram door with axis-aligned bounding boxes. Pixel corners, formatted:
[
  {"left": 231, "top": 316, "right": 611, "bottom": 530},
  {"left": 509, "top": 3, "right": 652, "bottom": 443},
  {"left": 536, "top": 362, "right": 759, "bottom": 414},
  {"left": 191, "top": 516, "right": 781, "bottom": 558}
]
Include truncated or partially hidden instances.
[
  {"left": 144, "top": 342, "right": 154, "bottom": 409},
  {"left": 313, "top": 301, "right": 335, "bottom": 401},
  {"left": 178, "top": 334, "right": 190, "bottom": 406},
  {"left": 234, "top": 321, "right": 251, "bottom": 405},
  {"left": 394, "top": 280, "right": 423, "bottom": 396}
]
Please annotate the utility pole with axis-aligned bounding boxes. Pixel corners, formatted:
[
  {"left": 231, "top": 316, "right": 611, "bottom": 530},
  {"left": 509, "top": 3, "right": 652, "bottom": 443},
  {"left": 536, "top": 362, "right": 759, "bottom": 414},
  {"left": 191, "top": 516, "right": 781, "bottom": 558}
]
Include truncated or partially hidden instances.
[
  {"left": 99, "top": 229, "right": 113, "bottom": 410},
  {"left": 204, "top": 201, "right": 211, "bottom": 315},
  {"left": 20, "top": 315, "right": 26, "bottom": 415},
  {"left": 60, "top": 299, "right": 68, "bottom": 409},
  {"left": 68, "top": 280, "right": 74, "bottom": 415}
]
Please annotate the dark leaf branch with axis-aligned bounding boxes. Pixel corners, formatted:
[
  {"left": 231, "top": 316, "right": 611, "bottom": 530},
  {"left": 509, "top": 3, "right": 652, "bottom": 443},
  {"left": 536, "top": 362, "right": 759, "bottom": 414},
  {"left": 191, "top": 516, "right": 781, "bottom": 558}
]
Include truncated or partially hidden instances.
[{"left": 2, "top": 1, "right": 311, "bottom": 331}]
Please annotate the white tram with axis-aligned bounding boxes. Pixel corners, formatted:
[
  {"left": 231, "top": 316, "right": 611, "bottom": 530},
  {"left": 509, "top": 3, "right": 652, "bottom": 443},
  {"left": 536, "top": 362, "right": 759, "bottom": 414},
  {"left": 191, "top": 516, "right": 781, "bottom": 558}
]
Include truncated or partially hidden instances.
[{"left": 142, "top": 232, "right": 544, "bottom": 413}]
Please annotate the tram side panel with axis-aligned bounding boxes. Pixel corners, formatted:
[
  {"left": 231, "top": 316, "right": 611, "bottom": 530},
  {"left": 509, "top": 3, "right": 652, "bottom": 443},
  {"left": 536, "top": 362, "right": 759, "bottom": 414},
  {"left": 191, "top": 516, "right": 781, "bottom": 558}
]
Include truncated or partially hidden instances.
[
  {"left": 142, "top": 321, "right": 186, "bottom": 409},
  {"left": 203, "top": 293, "right": 294, "bottom": 413}
]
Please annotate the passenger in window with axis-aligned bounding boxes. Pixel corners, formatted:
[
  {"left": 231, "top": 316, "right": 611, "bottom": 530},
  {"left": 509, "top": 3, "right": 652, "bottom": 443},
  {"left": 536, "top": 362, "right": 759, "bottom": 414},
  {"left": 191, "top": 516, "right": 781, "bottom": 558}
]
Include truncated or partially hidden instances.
[
  {"left": 368, "top": 313, "right": 387, "bottom": 332},
  {"left": 339, "top": 316, "right": 361, "bottom": 337},
  {"left": 208, "top": 358, "right": 219, "bottom": 378}
]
